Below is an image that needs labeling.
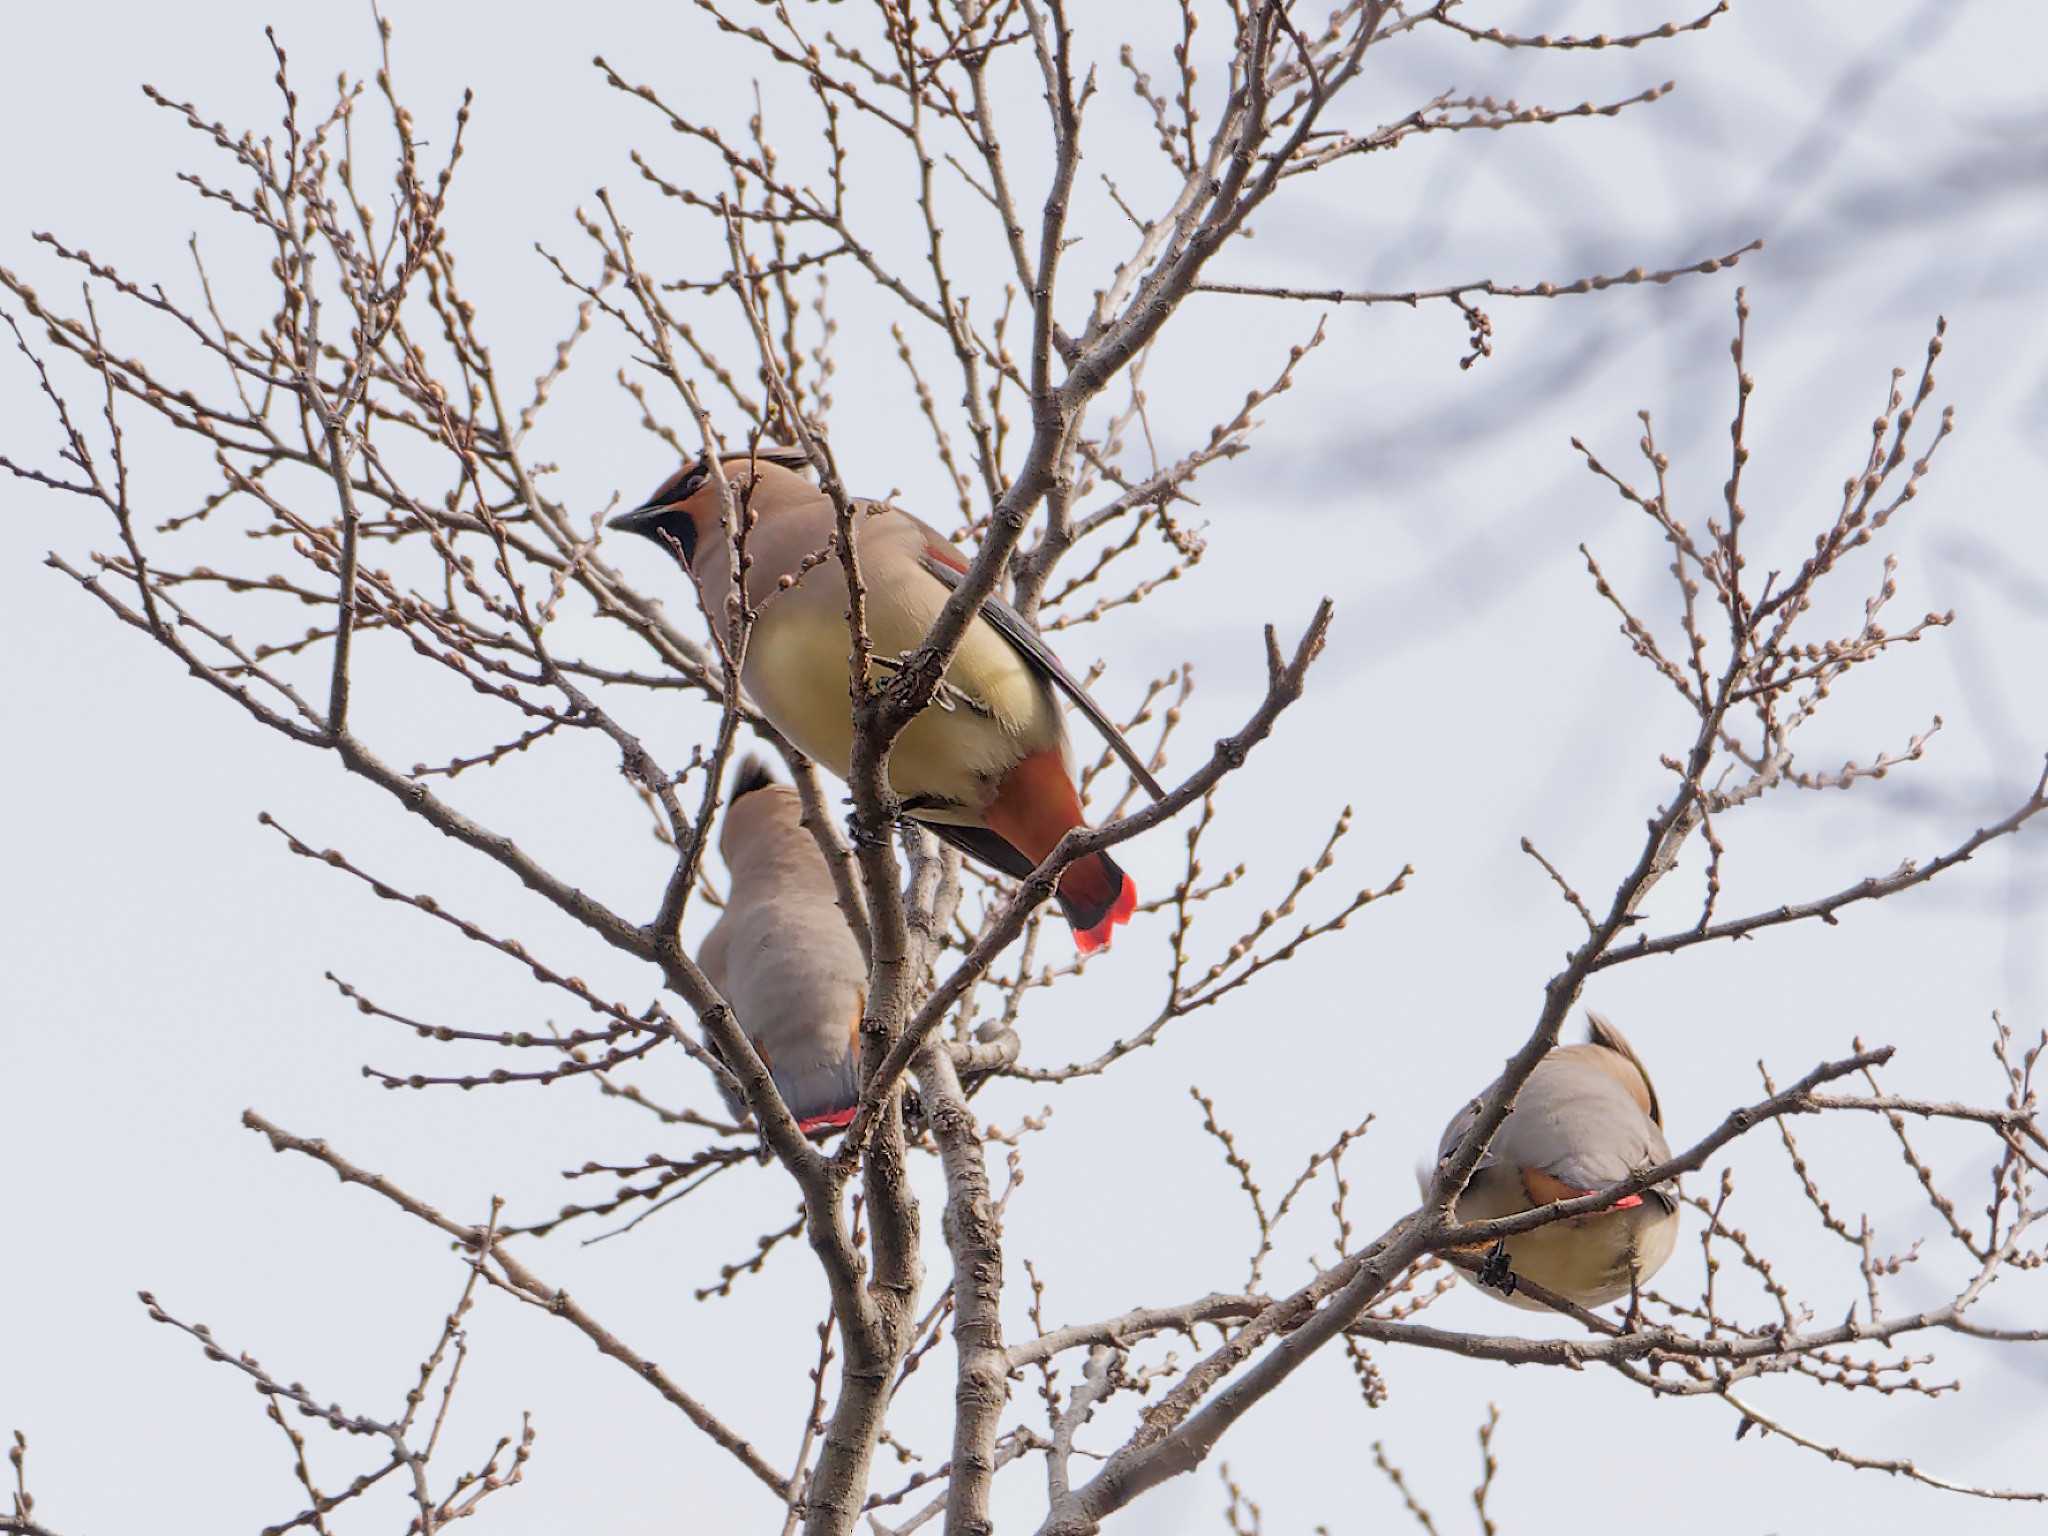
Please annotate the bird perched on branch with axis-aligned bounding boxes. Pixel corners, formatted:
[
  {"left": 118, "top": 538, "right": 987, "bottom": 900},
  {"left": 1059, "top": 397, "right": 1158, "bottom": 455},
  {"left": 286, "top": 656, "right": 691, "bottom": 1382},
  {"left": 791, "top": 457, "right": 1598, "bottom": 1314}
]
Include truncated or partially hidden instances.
[
  {"left": 1427, "top": 1012, "right": 1680, "bottom": 1312},
  {"left": 612, "top": 446, "right": 1165, "bottom": 952},
  {"left": 698, "top": 756, "right": 868, "bottom": 1133}
]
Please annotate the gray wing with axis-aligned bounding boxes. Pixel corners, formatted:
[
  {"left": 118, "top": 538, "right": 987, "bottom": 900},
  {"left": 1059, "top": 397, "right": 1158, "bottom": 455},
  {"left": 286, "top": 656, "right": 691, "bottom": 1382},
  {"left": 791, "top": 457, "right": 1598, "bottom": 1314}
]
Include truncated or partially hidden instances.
[
  {"left": 723, "top": 913, "right": 865, "bottom": 1125},
  {"left": 1434, "top": 1093, "right": 1502, "bottom": 1173},
  {"left": 693, "top": 912, "right": 742, "bottom": 1118},
  {"left": 698, "top": 912, "right": 733, "bottom": 996},
  {"left": 1505, "top": 1059, "right": 1673, "bottom": 1191},
  {"left": 919, "top": 553, "right": 1167, "bottom": 802}
]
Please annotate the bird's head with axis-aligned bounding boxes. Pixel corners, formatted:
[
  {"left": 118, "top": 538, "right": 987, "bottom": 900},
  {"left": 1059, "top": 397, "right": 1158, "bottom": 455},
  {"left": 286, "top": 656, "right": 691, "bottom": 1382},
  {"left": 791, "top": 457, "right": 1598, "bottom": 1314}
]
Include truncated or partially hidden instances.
[{"left": 609, "top": 445, "right": 816, "bottom": 570}]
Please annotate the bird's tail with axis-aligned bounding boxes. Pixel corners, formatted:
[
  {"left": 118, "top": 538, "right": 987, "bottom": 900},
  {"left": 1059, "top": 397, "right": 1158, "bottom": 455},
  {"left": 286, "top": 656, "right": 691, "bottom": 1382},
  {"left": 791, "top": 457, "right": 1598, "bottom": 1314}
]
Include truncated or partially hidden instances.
[
  {"left": 979, "top": 749, "right": 1141, "bottom": 953},
  {"left": 1058, "top": 851, "right": 1137, "bottom": 953}
]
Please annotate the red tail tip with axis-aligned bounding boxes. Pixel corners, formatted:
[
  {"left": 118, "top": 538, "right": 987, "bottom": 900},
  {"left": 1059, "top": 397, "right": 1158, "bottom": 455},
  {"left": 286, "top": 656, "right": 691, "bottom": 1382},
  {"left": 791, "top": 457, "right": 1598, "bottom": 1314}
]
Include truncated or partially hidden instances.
[
  {"left": 798, "top": 1107, "right": 858, "bottom": 1134},
  {"left": 1072, "top": 871, "right": 1139, "bottom": 954}
]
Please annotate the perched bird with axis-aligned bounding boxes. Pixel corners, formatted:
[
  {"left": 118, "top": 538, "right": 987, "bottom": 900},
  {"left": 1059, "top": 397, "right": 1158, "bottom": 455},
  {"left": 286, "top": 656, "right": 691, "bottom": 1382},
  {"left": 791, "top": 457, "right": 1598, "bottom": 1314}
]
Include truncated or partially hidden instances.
[
  {"left": 612, "top": 447, "right": 1164, "bottom": 952},
  {"left": 1427, "top": 1012, "right": 1680, "bottom": 1312},
  {"left": 698, "top": 756, "right": 868, "bottom": 1132}
]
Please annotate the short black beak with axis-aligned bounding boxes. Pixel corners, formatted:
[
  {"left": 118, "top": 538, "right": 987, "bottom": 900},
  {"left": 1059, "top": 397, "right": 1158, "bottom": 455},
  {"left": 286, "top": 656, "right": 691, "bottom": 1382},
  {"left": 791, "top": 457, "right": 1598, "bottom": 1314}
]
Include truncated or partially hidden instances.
[
  {"left": 608, "top": 499, "right": 698, "bottom": 566},
  {"left": 608, "top": 503, "right": 667, "bottom": 537}
]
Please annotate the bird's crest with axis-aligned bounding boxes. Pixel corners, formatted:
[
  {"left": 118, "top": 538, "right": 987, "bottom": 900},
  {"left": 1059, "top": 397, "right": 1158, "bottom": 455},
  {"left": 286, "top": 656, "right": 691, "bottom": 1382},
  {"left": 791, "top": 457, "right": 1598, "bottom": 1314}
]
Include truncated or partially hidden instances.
[
  {"left": 731, "top": 754, "right": 778, "bottom": 801},
  {"left": 1585, "top": 1010, "right": 1662, "bottom": 1127}
]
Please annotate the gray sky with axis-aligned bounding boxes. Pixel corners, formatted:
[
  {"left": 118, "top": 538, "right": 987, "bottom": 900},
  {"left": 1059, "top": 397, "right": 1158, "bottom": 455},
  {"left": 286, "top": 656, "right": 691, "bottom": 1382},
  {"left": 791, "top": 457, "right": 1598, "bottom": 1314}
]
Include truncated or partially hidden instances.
[{"left": 4, "top": 3, "right": 2046, "bottom": 1532}]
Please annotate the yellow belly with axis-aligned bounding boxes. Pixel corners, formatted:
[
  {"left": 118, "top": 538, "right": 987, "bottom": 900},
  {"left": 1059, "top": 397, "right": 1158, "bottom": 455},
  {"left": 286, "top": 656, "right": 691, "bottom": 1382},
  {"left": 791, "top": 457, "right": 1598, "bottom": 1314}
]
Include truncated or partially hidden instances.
[
  {"left": 1455, "top": 1181, "right": 1679, "bottom": 1310},
  {"left": 1498, "top": 1215, "right": 1643, "bottom": 1308},
  {"left": 742, "top": 586, "right": 1059, "bottom": 816}
]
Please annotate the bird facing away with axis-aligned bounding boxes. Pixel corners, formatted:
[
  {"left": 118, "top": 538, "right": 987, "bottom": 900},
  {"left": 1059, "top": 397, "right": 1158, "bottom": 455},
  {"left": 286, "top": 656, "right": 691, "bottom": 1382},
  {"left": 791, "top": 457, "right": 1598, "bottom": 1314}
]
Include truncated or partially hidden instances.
[
  {"left": 1428, "top": 1012, "right": 1680, "bottom": 1311},
  {"left": 697, "top": 756, "right": 868, "bottom": 1133},
  {"left": 611, "top": 447, "right": 1165, "bottom": 952}
]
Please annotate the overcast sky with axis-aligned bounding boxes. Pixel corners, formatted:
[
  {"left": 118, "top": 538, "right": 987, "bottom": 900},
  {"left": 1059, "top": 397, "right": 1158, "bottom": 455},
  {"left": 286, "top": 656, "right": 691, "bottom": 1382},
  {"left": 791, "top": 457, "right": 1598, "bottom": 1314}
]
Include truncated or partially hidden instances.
[{"left": 4, "top": 3, "right": 2046, "bottom": 1533}]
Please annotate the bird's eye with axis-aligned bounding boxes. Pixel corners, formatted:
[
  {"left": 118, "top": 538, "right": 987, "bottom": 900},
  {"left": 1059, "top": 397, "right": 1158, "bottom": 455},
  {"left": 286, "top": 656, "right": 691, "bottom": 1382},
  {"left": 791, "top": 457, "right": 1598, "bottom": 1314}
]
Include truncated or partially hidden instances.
[{"left": 641, "top": 460, "right": 710, "bottom": 512}]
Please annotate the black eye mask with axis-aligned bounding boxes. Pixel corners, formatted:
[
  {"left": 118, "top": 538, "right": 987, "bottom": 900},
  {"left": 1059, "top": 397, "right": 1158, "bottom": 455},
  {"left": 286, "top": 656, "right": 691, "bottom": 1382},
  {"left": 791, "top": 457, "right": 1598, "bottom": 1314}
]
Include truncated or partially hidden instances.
[{"left": 608, "top": 463, "right": 708, "bottom": 565}]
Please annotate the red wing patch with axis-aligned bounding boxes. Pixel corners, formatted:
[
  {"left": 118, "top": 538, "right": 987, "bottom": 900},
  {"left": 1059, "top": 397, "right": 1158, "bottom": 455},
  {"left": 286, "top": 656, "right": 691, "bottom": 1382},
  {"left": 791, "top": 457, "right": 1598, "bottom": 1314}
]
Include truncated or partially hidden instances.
[
  {"left": 924, "top": 540, "right": 970, "bottom": 574},
  {"left": 1521, "top": 1166, "right": 1641, "bottom": 1209}
]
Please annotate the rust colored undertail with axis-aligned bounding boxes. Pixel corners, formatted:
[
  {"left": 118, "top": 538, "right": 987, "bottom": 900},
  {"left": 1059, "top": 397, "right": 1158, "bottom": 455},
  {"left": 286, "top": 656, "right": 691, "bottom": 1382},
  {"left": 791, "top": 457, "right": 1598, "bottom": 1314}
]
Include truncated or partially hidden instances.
[{"left": 982, "top": 749, "right": 1137, "bottom": 952}]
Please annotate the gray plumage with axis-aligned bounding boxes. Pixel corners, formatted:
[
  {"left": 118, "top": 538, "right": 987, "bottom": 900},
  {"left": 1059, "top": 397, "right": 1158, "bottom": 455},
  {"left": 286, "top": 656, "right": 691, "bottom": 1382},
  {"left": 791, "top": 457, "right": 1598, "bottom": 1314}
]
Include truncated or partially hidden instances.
[
  {"left": 698, "top": 759, "right": 867, "bottom": 1128},
  {"left": 1430, "top": 1012, "right": 1681, "bottom": 1310}
]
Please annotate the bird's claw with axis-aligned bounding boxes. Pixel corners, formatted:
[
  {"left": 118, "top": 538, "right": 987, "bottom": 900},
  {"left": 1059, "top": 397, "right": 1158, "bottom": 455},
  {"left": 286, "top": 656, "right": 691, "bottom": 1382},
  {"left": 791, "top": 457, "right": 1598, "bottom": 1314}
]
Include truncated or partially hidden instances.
[
  {"left": 843, "top": 809, "right": 894, "bottom": 850},
  {"left": 1477, "top": 1239, "right": 1517, "bottom": 1296},
  {"left": 869, "top": 650, "right": 974, "bottom": 713}
]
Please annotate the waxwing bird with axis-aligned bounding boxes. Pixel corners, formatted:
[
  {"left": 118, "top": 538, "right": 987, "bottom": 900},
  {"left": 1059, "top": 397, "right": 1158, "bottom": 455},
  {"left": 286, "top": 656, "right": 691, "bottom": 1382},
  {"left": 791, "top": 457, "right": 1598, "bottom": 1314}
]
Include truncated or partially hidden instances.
[
  {"left": 612, "top": 448, "right": 1165, "bottom": 953},
  {"left": 1427, "top": 1012, "right": 1680, "bottom": 1312},
  {"left": 697, "top": 756, "right": 869, "bottom": 1132}
]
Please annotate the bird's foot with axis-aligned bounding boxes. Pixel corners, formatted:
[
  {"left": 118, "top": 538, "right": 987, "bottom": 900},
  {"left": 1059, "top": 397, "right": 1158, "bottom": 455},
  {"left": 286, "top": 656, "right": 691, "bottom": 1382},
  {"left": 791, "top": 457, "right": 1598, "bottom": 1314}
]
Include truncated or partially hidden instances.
[
  {"left": 869, "top": 651, "right": 979, "bottom": 713},
  {"left": 843, "top": 808, "right": 895, "bottom": 850},
  {"left": 1477, "top": 1239, "right": 1518, "bottom": 1296}
]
